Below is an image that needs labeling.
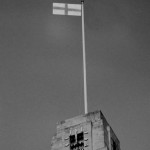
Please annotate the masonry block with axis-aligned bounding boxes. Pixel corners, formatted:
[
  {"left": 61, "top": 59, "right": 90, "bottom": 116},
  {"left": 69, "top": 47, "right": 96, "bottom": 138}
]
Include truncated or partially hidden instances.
[{"left": 51, "top": 110, "right": 120, "bottom": 150}]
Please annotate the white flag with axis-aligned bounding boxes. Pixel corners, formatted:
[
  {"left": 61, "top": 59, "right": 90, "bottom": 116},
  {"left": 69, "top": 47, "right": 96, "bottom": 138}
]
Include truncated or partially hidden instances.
[{"left": 53, "top": 3, "right": 81, "bottom": 16}]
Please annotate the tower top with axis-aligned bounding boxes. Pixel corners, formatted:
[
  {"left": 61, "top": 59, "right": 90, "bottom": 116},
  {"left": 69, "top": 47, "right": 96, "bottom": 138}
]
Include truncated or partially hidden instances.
[{"left": 51, "top": 110, "right": 120, "bottom": 150}]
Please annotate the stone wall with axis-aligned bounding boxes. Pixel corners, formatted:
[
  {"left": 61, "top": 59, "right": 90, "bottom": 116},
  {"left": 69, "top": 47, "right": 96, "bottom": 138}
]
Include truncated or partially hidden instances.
[{"left": 51, "top": 110, "right": 120, "bottom": 150}]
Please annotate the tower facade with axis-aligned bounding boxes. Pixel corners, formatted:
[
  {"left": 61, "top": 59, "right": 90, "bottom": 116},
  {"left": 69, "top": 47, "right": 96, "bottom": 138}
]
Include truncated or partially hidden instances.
[{"left": 51, "top": 110, "right": 120, "bottom": 150}]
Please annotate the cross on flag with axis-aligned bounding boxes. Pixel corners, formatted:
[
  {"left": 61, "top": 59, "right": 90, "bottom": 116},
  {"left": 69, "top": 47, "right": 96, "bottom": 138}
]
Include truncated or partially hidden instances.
[{"left": 53, "top": 3, "right": 81, "bottom": 16}]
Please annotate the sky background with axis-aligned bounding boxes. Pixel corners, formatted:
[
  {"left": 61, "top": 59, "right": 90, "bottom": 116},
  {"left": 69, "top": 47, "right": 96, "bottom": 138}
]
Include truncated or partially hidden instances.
[{"left": 0, "top": 0, "right": 150, "bottom": 150}]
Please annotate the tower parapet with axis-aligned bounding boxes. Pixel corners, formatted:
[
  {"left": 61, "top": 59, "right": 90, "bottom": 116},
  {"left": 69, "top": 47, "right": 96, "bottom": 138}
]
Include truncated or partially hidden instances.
[{"left": 51, "top": 110, "right": 120, "bottom": 150}]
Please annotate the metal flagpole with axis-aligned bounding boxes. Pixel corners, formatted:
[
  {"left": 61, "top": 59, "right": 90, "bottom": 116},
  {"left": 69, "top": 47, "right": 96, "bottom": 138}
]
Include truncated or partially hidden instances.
[{"left": 81, "top": 0, "right": 88, "bottom": 114}]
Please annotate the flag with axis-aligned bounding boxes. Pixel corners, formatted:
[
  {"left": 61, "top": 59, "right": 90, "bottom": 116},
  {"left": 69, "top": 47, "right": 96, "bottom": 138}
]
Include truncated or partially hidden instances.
[{"left": 53, "top": 3, "right": 81, "bottom": 16}]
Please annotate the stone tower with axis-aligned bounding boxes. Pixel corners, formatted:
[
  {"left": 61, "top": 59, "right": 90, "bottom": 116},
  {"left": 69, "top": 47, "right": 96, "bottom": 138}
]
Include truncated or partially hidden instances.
[{"left": 51, "top": 110, "right": 120, "bottom": 150}]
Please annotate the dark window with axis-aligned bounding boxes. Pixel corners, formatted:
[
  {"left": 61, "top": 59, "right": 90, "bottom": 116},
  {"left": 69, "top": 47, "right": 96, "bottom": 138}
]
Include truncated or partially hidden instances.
[
  {"left": 77, "top": 132, "right": 84, "bottom": 149},
  {"left": 70, "top": 135, "right": 76, "bottom": 150},
  {"left": 70, "top": 135, "right": 76, "bottom": 143},
  {"left": 70, "top": 132, "right": 84, "bottom": 150},
  {"left": 111, "top": 139, "right": 117, "bottom": 150},
  {"left": 77, "top": 132, "right": 84, "bottom": 141}
]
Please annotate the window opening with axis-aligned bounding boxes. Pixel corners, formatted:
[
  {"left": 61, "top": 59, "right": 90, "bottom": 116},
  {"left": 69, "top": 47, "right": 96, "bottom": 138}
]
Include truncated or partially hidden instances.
[{"left": 70, "top": 132, "right": 84, "bottom": 150}]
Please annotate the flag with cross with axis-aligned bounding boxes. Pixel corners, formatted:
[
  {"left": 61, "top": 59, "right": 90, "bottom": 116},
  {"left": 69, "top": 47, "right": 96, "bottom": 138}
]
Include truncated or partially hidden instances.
[{"left": 53, "top": 3, "right": 81, "bottom": 16}]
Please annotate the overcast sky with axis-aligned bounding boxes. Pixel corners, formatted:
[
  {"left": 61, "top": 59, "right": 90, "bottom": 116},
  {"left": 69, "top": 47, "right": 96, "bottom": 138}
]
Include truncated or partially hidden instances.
[{"left": 0, "top": 0, "right": 150, "bottom": 150}]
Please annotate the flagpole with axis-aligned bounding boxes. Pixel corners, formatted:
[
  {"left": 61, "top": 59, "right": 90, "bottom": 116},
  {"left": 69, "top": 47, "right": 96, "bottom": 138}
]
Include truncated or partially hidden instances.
[{"left": 81, "top": 0, "right": 88, "bottom": 114}]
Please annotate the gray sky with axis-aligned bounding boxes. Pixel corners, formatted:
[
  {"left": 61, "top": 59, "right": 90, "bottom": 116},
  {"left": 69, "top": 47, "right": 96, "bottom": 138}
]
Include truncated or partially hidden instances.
[{"left": 0, "top": 0, "right": 150, "bottom": 150}]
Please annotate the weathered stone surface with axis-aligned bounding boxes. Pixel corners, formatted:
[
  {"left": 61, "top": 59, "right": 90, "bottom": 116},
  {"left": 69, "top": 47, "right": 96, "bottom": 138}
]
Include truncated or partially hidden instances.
[{"left": 51, "top": 110, "right": 120, "bottom": 150}]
